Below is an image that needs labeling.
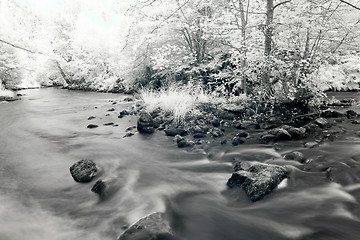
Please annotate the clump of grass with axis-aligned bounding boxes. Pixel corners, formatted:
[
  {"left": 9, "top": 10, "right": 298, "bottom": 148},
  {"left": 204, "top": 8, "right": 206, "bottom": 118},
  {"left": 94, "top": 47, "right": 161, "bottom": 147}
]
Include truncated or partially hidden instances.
[{"left": 140, "top": 83, "right": 215, "bottom": 121}]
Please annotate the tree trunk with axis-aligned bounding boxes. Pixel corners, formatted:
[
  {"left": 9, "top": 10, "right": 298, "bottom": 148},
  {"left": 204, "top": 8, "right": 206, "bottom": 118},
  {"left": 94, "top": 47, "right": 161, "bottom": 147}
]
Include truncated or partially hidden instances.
[
  {"left": 239, "top": 0, "right": 247, "bottom": 95},
  {"left": 264, "top": 0, "right": 274, "bottom": 56}
]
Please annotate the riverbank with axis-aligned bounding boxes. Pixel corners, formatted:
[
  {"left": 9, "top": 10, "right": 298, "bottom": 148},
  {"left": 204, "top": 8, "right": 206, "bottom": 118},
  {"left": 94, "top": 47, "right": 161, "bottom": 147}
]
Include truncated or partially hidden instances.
[{"left": 1, "top": 88, "right": 360, "bottom": 240}]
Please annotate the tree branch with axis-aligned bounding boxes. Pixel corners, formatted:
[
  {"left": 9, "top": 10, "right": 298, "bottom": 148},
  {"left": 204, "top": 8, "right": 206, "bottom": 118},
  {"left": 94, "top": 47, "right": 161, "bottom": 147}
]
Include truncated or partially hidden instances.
[
  {"left": 0, "top": 38, "right": 43, "bottom": 55},
  {"left": 340, "top": 0, "right": 360, "bottom": 10},
  {"left": 273, "top": 0, "right": 291, "bottom": 10}
]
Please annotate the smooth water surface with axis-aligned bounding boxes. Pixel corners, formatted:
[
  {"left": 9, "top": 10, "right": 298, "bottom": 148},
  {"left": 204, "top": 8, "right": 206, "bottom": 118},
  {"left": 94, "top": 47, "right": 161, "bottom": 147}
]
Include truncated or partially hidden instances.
[{"left": 1, "top": 88, "right": 360, "bottom": 240}]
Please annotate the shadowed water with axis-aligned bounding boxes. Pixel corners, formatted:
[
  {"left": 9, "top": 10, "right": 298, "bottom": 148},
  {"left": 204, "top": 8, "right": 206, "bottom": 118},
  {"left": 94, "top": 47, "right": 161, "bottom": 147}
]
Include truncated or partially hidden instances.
[{"left": 1, "top": 88, "right": 360, "bottom": 240}]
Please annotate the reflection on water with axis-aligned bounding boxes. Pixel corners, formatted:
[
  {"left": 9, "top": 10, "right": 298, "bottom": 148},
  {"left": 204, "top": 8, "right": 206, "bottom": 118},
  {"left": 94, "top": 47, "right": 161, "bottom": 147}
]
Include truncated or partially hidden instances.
[{"left": 0, "top": 88, "right": 360, "bottom": 240}]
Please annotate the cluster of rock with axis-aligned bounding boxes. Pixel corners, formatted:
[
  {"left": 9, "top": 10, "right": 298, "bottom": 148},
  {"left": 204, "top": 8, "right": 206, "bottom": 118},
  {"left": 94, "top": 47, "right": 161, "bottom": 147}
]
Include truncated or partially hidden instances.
[
  {"left": 69, "top": 160, "right": 176, "bottom": 239},
  {"left": 69, "top": 159, "right": 107, "bottom": 195}
]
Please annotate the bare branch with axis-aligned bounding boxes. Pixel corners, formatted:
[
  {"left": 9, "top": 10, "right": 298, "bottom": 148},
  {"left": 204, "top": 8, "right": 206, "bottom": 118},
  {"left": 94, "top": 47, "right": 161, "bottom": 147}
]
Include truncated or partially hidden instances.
[
  {"left": 273, "top": 0, "right": 291, "bottom": 10},
  {"left": 340, "top": 0, "right": 360, "bottom": 10}
]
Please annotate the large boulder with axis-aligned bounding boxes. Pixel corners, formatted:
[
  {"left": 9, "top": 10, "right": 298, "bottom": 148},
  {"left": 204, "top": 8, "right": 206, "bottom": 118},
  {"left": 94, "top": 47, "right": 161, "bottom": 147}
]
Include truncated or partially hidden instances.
[
  {"left": 137, "top": 111, "right": 155, "bottom": 134},
  {"left": 70, "top": 160, "right": 98, "bottom": 182},
  {"left": 118, "top": 213, "right": 175, "bottom": 240},
  {"left": 227, "top": 161, "right": 287, "bottom": 201}
]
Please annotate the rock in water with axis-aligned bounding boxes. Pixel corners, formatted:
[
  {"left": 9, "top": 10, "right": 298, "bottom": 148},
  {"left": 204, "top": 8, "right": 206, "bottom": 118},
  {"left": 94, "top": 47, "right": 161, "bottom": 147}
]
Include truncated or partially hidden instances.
[
  {"left": 91, "top": 180, "right": 106, "bottom": 195},
  {"left": 137, "top": 111, "right": 155, "bottom": 134},
  {"left": 70, "top": 160, "right": 98, "bottom": 182},
  {"left": 87, "top": 124, "right": 99, "bottom": 129},
  {"left": 227, "top": 162, "right": 287, "bottom": 201},
  {"left": 118, "top": 212, "right": 175, "bottom": 240}
]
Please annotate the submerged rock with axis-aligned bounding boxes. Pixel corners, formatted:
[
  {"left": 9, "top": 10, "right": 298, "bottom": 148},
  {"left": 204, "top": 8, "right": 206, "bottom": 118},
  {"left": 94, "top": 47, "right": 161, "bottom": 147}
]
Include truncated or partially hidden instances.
[
  {"left": 70, "top": 160, "right": 98, "bottom": 182},
  {"left": 232, "top": 137, "right": 244, "bottom": 146},
  {"left": 118, "top": 212, "right": 175, "bottom": 240},
  {"left": 118, "top": 110, "right": 131, "bottom": 118},
  {"left": 137, "top": 111, "right": 155, "bottom": 134},
  {"left": 177, "top": 138, "right": 195, "bottom": 148},
  {"left": 284, "top": 151, "right": 307, "bottom": 163},
  {"left": 227, "top": 162, "right": 287, "bottom": 201},
  {"left": 88, "top": 116, "right": 96, "bottom": 120},
  {"left": 346, "top": 110, "right": 358, "bottom": 119},
  {"left": 87, "top": 124, "right": 99, "bottom": 129},
  {"left": 91, "top": 180, "right": 106, "bottom": 195}
]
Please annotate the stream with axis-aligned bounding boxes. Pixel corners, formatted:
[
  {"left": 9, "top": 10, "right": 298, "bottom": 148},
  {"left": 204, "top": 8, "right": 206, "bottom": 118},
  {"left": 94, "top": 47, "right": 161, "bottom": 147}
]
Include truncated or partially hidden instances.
[{"left": 1, "top": 88, "right": 360, "bottom": 240}]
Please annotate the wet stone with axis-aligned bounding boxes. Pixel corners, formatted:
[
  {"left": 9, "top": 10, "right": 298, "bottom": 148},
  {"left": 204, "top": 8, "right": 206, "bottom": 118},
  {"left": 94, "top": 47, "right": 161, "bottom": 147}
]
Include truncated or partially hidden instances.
[
  {"left": 91, "top": 180, "right": 106, "bottom": 195},
  {"left": 70, "top": 160, "right": 98, "bottom": 183},
  {"left": 88, "top": 116, "right": 96, "bottom": 120},
  {"left": 227, "top": 161, "right": 287, "bottom": 202},
  {"left": 236, "top": 131, "right": 249, "bottom": 138},
  {"left": 118, "top": 213, "right": 175, "bottom": 240},
  {"left": 284, "top": 151, "right": 307, "bottom": 163},
  {"left": 137, "top": 111, "right": 154, "bottom": 134},
  {"left": 232, "top": 137, "right": 244, "bottom": 146},
  {"left": 87, "top": 124, "right": 99, "bottom": 129}
]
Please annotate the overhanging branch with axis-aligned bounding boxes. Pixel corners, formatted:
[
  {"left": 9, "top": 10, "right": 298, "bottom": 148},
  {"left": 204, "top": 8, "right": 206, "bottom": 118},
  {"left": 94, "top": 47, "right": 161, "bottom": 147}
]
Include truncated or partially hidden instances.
[
  {"left": 340, "top": 0, "right": 360, "bottom": 10},
  {"left": 273, "top": 0, "right": 291, "bottom": 10}
]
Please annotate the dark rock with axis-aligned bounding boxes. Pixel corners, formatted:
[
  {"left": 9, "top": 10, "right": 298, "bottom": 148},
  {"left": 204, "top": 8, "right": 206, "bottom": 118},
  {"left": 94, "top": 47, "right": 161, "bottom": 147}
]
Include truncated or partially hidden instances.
[
  {"left": 107, "top": 108, "right": 115, "bottom": 112},
  {"left": 104, "top": 122, "right": 114, "bottom": 126},
  {"left": 87, "top": 124, "right": 99, "bottom": 129},
  {"left": 126, "top": 126, "right": 136, "bottom": 131},
  {"left": 173, "top": 135, "right": 184, "bottom": 143},
  {"left": 193, "top": 133, "right": 205, "bottom": 138},
  {"left": 314, "top": 118, "right": 331, "bottom": 128},
  {"left": 236, "top": 131, "right": 248, "bottom": 138},
  {"left": 70, "top": 160, "right": 97, "bottom": 182},
  {"left": 153, "top": 116, "right": 164, "bottom": 128},
  {"left": 352, "top": 120, "right": 360, "bottom": 124},
  {"left": 177, "top": 139, "right": 194, "bottom": 148},
  {"left": 227, "top": 162, "right": 287, "bottom": 201},
  {"left": 165, "top": 127, "right": 187, "bottom": 136},
  {"left": 91, "top": 180, "right": 106, "bottom": 195},
  {"left": 150, "top": 108, "right": 162, "bottom": 118},
  {"left": 137, "top": 111, "right": 154, "bottom": 134},
  {"left": 118, "top": 110, "right": 130, "bottom": 118},
  {"left": 260, "top": 134, "right": 277, "bottom": 144},
  {"left": 321, "top": 110, "right": 344, "bottom": 118},
  {"left": 123, "top": 97, "right": 135, "bottom": 102},
  {"left": 211, "top": 118, "right": 220, "bottom": 127},
  {"left": 268, "top": 128, "right": 292, "bottom": 140},
  {"left": 232, "top": 137, "right": 244, "bottom": 146},
  {"left": 284, "top": 151, "right": 306, "bottom": 163},
  {"left": 123, "top": 132, "right": 134, "bottom": 138},
  {"left": 118, "top": 212, "right": 175, "bottom": 240},
  {"left": 88, "top": 116, "right": 96, "bottom": 120},
  {"left": 220, "top": 140, "right": 228, "bottom": 145},
  {"left": 346, "top": 110, "right": 358, "bottom": 119}
]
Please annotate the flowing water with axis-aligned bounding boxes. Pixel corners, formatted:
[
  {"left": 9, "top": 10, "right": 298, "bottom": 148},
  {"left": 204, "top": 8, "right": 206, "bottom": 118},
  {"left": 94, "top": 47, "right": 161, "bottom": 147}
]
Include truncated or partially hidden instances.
[{"left": 1, "top": 88, "right": 360, "bottom": 240}]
